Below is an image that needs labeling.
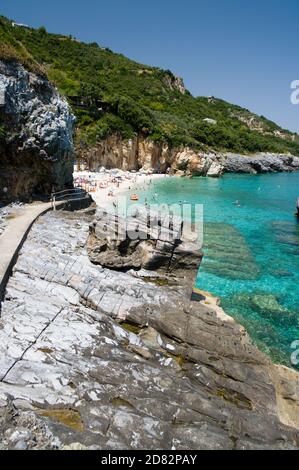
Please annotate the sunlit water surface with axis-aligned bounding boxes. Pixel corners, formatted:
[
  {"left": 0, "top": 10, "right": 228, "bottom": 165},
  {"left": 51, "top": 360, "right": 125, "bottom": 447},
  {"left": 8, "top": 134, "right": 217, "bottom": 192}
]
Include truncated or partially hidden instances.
[{"left": 125, "top": 173, "right": 299, "bottom": 367}]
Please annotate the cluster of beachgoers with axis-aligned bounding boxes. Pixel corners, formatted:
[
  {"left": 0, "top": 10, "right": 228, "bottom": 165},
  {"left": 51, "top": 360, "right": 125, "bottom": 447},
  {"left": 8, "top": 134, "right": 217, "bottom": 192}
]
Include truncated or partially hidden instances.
[{"left": 73, "top": 167, "right": 167, "bottom": 207}]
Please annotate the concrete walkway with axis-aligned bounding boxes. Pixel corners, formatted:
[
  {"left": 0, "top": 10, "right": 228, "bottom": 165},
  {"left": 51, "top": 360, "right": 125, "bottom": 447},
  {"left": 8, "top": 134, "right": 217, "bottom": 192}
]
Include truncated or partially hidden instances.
[{"left": 0, "top": 202, "right": 52, "bottom": 302}]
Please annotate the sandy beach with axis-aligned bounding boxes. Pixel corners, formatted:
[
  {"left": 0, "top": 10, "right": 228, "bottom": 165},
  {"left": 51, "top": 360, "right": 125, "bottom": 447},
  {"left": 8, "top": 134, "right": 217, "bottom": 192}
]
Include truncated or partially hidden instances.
[{"left": 73, "top": 170, "right": 166, "bottom": 209}]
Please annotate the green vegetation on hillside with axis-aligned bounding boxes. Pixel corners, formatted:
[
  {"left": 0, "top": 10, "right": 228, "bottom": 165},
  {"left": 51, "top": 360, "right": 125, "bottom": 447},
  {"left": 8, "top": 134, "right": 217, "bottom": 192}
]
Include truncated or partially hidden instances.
[
  {"left": 1, "top": 15, "right": 299, "bottom": 155},
  {"left": 0, "top": 125, "right": 6, "bottom": 140}
]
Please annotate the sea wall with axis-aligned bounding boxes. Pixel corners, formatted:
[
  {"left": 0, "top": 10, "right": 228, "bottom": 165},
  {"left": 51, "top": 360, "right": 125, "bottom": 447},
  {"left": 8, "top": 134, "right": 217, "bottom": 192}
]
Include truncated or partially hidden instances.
[
  {"left": 76, "top": 134, "right": 299, "bottom": 177},
  {"left": 0, "top": 61, "right": 75, "bottom": 202}
]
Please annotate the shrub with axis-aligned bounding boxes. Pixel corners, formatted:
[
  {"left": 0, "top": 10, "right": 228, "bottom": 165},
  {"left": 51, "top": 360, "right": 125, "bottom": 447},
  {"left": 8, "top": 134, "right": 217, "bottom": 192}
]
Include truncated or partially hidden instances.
[{"left": 0, "top": 125, "right": 7, "bottom": 142}]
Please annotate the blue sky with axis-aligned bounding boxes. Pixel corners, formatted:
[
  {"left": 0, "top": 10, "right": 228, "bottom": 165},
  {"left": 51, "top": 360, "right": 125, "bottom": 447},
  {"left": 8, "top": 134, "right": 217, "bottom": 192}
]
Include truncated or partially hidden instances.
[{"left": 1, "top": 0, "right": 299, "bottom": 132}]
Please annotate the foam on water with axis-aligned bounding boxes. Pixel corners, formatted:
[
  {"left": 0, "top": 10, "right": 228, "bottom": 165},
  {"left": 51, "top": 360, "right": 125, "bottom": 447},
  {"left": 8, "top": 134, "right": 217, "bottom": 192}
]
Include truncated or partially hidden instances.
[{"left": 125, "top": 173, "right": 299, "bottom": 368}]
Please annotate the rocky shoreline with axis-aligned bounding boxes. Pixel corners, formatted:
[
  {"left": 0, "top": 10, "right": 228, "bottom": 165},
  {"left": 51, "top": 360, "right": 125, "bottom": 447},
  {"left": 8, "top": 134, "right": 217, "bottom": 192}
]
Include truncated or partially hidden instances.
[
  {"left": 76, "top": 134, "right": 299, "bottom": 177},
  {"left": 0, "top": 207, "right": 298, "bottom": 450}
]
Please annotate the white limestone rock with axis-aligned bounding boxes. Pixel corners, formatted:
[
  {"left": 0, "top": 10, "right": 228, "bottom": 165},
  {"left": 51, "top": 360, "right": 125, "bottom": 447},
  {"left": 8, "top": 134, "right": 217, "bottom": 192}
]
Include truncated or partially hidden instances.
[{"left": 0, "top": 60, "right": 75, "bottom": 200}]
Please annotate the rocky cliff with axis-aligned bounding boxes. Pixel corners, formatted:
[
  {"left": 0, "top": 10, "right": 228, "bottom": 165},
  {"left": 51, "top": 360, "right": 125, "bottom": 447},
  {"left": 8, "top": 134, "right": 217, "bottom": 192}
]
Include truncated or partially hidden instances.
[
  {"left": 77, "top": 134, "right": 299, "bottom": 177},
  {"left": 0, "top": 61, "right": 75, "bottom": 201}
]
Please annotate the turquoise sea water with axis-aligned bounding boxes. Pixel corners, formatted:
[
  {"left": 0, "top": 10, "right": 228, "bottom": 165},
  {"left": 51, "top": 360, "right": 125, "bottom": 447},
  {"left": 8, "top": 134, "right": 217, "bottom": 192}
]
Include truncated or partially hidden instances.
[{"left": 126, "top": 173, "right": 299, "bottom": 367}]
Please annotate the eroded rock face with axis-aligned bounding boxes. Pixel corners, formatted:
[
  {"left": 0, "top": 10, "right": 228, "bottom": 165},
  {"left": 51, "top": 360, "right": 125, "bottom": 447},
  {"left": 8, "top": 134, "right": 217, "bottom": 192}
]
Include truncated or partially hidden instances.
[
  {"left": 76, "top": 134, "right": 299, "bottom": 177},
  {"left": 207, "top": 161, "right": 224, "bottom": 177},
  {"left": 162, "top": 73, "right": 186, "bottom": 95},
  {"left": 77, "top": 134, "right": 170, "bottom": 173},
  {"left": 77, "top": 135, "right": 219, "bottom": 176},
  {"left": 0, "top": 61, "right": 75, "bottom": 201},
  {"left": 87, "top": 208, "right": 202, "bottom": 282},
  {"left": 0, "top": 210, "right": 298, "bottom": 449}
]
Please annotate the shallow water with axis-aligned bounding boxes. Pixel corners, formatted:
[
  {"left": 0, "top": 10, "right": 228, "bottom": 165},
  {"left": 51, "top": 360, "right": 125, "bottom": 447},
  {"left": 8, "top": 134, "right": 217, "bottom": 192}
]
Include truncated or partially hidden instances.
[{"left": 126, "top": 173, "right": 299, "bottom": 368}]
